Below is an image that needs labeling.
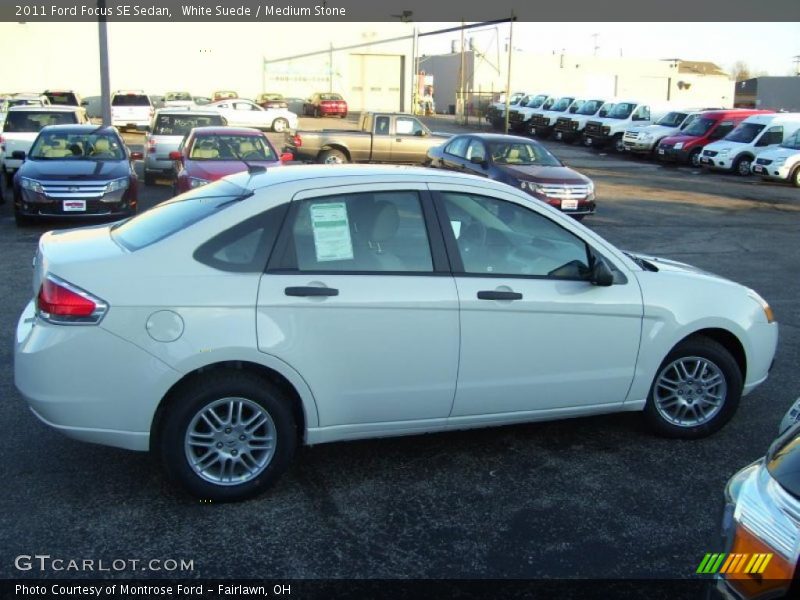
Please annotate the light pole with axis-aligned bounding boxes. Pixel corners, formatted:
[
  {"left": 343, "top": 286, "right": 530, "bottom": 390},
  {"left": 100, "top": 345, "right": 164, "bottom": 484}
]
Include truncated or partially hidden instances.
[{"left": 97, "top": 0, "right": 111, "bottom": 126}]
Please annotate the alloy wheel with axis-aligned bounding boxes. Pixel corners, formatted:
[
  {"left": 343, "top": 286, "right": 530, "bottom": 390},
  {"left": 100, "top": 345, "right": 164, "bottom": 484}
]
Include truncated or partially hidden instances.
[{"left": 653, "top": 356, "right": 727, "bottom": 428}]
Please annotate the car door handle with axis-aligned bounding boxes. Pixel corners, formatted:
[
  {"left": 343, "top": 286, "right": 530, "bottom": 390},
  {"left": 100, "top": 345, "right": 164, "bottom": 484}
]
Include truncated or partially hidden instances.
[
  {"left": 285, "top": 286, "right": 339, "bottom": 297},
  {"left": 477, "top": 290, "right": 523, "bottom": 301}
]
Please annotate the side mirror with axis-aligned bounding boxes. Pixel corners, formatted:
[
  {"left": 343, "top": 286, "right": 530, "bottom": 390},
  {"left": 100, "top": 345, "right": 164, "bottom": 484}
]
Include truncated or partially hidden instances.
[
  {"left": 280, "top": 152, "right": 294, "bottom": 163},
  {"left": 129, "top": 151, "right": 143, "bottom": 160},
  {"left": 590, "top": 256, "right": 614, "bottom": 286},
  {"left": 11, "top": 150, "right": 25, "bottom": 160},
  {"left": 470, "top": 155, "right": 488, "bottom": 168},
  {"left": 415, "top": 130, "right": 427, "bottom": 137},
  {"left": 80, "top": 100, "right": 89, "bottom": 107},
  {"left": 168, "top": 151, "right": 182, "bottom": 160}
]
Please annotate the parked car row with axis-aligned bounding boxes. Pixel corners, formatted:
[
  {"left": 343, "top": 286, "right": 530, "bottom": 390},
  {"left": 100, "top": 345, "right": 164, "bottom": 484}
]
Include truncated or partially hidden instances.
[{"left": 487, "top": 95, "right": 800, "bottom": 187}]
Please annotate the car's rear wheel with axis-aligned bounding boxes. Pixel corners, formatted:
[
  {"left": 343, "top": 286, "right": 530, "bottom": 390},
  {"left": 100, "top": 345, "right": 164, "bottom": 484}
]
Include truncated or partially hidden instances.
[
  {"left": 158, "top": 371, "right": 297, "bottom": 502},
  {"left": 318, "top": 149, "right": 348, "bottom": 164},
  {"left": 734, "top": 155, "right": 752, "bottom": 177},
  {"left": 791, "top": 166, "right": 800, "bottom": 188},
  {"left": 689, "top": 148, "right": 702, "bottom": 167},
  {"left": 272, "top": 118, "right": 289, "bottom": 133},
  {"left": 644, "top": 336, "right": 742, "bottom": 439}
]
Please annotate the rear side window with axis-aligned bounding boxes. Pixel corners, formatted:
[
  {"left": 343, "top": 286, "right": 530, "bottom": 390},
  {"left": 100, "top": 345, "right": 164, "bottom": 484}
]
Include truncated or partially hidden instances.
[
  {"left": 112, "top": 94, "right": 151, "bottom": 107},
  {"left": 445, "top": 137, "right": 469, "bottom": 157},
  {"left": 111, "top": 180, "right": 251, "bottom": 251},
  {"left": 3, "top": 111, "right": 77, "bottom": 132},
  {"left": 194, "top": 204, "right": 289, "bottom": 272},
  {"left": 153, "top": 114, "right": 223, "bottom": 136}
]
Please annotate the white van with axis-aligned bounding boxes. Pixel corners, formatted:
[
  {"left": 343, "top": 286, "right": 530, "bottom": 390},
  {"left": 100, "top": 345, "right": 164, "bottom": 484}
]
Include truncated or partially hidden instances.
[
  {"left": 700, "top": 113, "right": 800, "bottom": 176},
  {"left": 529, "top": 96, "right": 585, "bottom": 138},
  {"left": 553, "top": 99, "right": 614, "bottom": 143},
  {"left": 622, "top": 109, "right": 707, "bottom": 156},
  {"left": 508, "top": 93, "right": 556, "bottom": 133},
  {"left": 751, "top": 127, "right": 800, "bottom": 186},
  {"left": 583, "top": 101, "right": 678, "bottom": 152},
  {"left": 485, "top": 91, "right": 527, "bottom": 128}
]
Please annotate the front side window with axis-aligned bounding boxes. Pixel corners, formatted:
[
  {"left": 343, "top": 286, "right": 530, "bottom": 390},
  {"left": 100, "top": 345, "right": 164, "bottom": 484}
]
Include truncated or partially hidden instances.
[
  {"left": 445, "top": 137, "right": 469, "bottom": 157},
  {"left": 632, "top": 106, "right": 650, "bottom": 121},
  {"left": 282, "top": 191, "right": 433, "bottom": 273},
  {"left": 440, "top": 192, "right": 590, "bottom": 279},
  {"left": 755, "top": 125, "right": 783, "bottom": 147},
  {"left": 465, "top": 139, "right": 487, "bottom": 162},
  {"left": 233, "top": 102, "right": 258, "bottom": 111},
  {"left": 781, "top": 129, "right": 800, "bottom": 150}
]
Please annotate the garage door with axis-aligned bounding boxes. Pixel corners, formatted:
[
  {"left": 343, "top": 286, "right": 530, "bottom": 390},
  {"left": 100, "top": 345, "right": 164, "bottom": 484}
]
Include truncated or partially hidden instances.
[{"left": 349, "top": 54, "right": 402, "bottom": 112}]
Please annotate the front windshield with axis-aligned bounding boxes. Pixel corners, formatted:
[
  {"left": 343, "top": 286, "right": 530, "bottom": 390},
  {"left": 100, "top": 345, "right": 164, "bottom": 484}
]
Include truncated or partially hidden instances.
[
  {"left": 656, "top": 112, "right": 689, "bottom": 127},
  {"left": 189, "top": 134, "right": 276, "bottom": 161},
  {"left": 489, "top": 141, "right": 561, "bottom": 167},
  {"left": 525, "top": 94, "right": 548, "bottom": 108},
  {"left": 29, "top": 130, "right": 125, "bottom": 160},
  {"left": 576, "top": 100, "right": 604, "bottom": 116},
  {"left": 679, "top": 113, "right": 699, "bottom": 130},
  {"left": 509, "top": 93, "right": 525, "bottom": 105},
  {"left": 165, "top": 92, "right": 192, "bottom": 101},
  {"left": 724, "top": 122, "right": 766, "bottom": 144},
  {"left": 607, "top": 103, "right": 636, "bottom": 119},
  {"left": 781, "top": 129, "right": 800, "bottom": 150},
  {"left": 681, "top": 117, "right": 715, "bottom": 137},
  {"left": 550, "top": 97, "right": 574, "bottom": 112}
]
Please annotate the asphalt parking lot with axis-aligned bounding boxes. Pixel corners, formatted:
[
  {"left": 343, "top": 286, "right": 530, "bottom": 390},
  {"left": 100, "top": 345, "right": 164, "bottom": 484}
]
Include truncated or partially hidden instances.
[{"left": 0, "top": 115, "right": 798, "bottom": 581}]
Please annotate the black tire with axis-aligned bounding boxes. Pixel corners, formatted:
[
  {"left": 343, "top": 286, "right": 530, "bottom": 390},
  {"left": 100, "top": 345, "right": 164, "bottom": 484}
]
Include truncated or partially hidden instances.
[
  {"left": 733, "top": 155, "right": 753, "bottom": 177},
  {"left": 14, "top": 208, "right": 33, "bottom": 227},
  {"left": 272, "top": 118, "right": 289, "bottom": 133},
  {"left": 611, "top": 134, "right": 625, "bottom": 153},
  {"left": 793, "top": 166, "right": 800, "bottom": 188},
  {"left": 318, "top": 148, "right": 348, "bottom": 164},
  {"left": 4, "top": 170, "right": 13, "bottom": 187},
  {"left": 158, "top": 370, "right": 297, "bottom": 502},
  {"left": 689, "top": 148, "right": 702, "bottom": 168},
  {"left": 144, "top": 170, "right": 157, "bottom": 186},
  {"left": 644, "top": 336, "right": 742, "bottom": 439}
]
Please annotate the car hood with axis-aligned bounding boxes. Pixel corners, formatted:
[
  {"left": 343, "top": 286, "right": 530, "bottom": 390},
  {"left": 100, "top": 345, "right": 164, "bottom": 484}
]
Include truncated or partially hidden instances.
[
  {"left": 661, "top": 133, "right": 702, "bottom": 145},
  {"left": 626, "top": 251, "right": 731, "bottom": 282},
  {"left": 186, "top": 160, "right": 281, "bottom": 180},
  {"left": 633, "top": 124, "right": 677, "bottom": 136},
  {"left": 704, "top": 141, "right": 746, "bottom": 153},
  {"left": 767, "top": 424, "right": 800, "bottom": 500},
  {"left": 757, "top": 146, "right": 800, "bottom": 161},
  {"left": 498, "top": 164, "right": 589, "bottom": 185},
  {"left": 18, "top": 159, "right": 129, "bottom": 181}
]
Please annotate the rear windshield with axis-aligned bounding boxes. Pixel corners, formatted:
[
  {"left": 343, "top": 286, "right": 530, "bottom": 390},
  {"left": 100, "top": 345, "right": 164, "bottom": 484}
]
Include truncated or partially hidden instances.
[
  {"left": 111, "top": 180, "right": 252, "bottom": 251},
  {"left": 45, "top": 92, "right": 78, "bottom": 106},
  {"left": 153, "top": 114, "right": 223, "bottom": 136},
  {"left": 725, "top": 122, "right": 766, "bottom": 144},
  {"left": 319, "top": 94, "right": 343, "bottom": 101},
  {"left": 3, "top": 111, "right": 78, "bottom": 132},
  {"left": 112, "top": 94, "right": 151, "bottom": 106},
  {"left": 165, "top": 92, "right": 192, "bottom": 101}
]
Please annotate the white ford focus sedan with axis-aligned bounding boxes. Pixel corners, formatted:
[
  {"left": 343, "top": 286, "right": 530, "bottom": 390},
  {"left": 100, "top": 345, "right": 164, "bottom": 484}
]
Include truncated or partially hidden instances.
[{"left": 15, "top": 165, "right": 778, "bottom": 501}]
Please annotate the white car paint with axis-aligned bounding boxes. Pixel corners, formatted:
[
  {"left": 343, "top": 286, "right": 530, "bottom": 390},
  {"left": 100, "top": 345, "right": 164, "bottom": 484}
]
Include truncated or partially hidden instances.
[
  {"left": 751, "top": 129, "right": 800, "bottom": 184},
  {"left": 207, "top": 99, "right": 298, "bottom": 132},
  {"left": 15, "top": 166, "right": 778, "bottom": 458}
]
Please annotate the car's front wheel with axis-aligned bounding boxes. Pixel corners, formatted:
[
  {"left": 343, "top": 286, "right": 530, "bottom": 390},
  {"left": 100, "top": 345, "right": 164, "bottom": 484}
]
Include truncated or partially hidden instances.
[
  {"left": 158, "top": 371, "right": 297, "bottom": 502},
  {"left": 272, "top": 118, "right": 289, "bottom": 133},
  {"left": 644, "top": 336, "right": 742, "bottom": 439},
  {"left": 734, "top": 155, "right": 753, "bottom": 177}
]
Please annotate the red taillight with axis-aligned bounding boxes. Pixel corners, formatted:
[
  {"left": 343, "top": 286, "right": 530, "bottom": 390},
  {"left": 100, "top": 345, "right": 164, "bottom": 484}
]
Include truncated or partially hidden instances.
[
  {"left": 37, "top": 275, "right": 107, "bottom": 323},
  {"left": 292, "top": 134, "right": 302, "bottom": 147}
]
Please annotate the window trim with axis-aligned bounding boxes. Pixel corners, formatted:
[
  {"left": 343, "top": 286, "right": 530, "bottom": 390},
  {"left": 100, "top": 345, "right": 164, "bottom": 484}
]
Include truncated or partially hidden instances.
[
  {"left": 432, "top": 190, "right": 609, "bottom": 283},
  {"left": 266, "top": 188, "right": 451, "bottom": 276}
]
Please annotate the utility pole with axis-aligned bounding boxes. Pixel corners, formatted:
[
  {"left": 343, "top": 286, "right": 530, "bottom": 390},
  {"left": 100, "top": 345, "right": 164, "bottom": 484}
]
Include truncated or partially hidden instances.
[
  {"left": 459, "top": 20, "right": 465, "bottom": 124},
  {"left": 503, "top": 13, "right": 514, "bottom": 135},
  {"left": 97, "top": 0, "right": 111, "bottom": 126},
  {"left": 411, "top": 26, "right": 418, "bottom": 114},
  {"left": 329, "top": 43, "right": 334, "bottom": 93}
]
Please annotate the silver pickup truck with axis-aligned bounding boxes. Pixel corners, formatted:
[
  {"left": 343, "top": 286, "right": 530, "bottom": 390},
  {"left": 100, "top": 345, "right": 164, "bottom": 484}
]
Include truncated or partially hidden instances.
[{"left": 285, "top": 112, "right": 450, "bottom": 164}]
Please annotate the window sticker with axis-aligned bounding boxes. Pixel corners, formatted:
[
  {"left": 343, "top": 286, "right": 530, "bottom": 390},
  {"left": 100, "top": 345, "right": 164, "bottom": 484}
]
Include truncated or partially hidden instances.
[
  {"left": 396, "top": 119, "right": 414, "bottom": 135},
  {"left": 451, "top": 220, "right": 462, "bottom": 239},
  {"left": 309, "top": 202, "right": 354, "bottom": 262}
]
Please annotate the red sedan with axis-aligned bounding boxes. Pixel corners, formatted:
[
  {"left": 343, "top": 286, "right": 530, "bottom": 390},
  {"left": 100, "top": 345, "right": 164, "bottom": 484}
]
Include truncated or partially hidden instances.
[
  {"left": 171, "top": 127, "right": 292, "bottom": 194},
  {"left": 304, "top": 93, "right": 348, "bottom": 118}
]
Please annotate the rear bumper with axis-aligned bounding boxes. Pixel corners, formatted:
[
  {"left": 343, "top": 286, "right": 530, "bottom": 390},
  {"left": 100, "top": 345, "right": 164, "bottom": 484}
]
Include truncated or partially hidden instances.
[
  {"left": 111, "top": 118, "right": 150, "bottom": 131},
  {"left": 144, "top": 154, "right": 175, "bottom": 173},
  {"left": 14, "top": 301, "right": 178, "bottom": 452}
]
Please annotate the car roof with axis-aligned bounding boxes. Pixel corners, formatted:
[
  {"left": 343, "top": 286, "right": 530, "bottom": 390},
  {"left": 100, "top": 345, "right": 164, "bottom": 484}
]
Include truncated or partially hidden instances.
[
  {"left": 38, "top": 124, "right": 118, "bottom": 134},
  {"left": 154, "top": 109, "right": 222, "bottom": 116},
  {"left": 449, "top": 132, "right": 542, "bottom": 144},
  {"left": 190, "top": 126, "right": 266, "bottom": 136},
  {"left": 8, "top": 106, "right": 81, "bottom": 112}
]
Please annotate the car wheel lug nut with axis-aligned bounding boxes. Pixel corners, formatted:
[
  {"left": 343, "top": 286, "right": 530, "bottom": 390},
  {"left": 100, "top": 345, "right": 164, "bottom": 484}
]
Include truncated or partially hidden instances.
[
  {"left": 232, "top": 450, "right": 238, "bottom": 456},
  {"left": 216, "top": 442, "right": 223, "bottom": 449}
]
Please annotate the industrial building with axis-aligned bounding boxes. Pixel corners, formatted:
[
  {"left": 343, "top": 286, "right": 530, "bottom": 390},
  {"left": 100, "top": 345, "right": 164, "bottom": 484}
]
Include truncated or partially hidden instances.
[
  {"left": 420, "top": 48, "right": 735, "bottom": 114},
  {"left": 734, "top": 76, "right": 800, "bottom": 111}
]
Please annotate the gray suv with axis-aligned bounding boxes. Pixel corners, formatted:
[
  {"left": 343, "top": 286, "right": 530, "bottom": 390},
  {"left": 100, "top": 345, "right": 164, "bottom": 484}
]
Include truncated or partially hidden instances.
[{"left": 144, "top": 109, "right": 226, "bottom": 185}]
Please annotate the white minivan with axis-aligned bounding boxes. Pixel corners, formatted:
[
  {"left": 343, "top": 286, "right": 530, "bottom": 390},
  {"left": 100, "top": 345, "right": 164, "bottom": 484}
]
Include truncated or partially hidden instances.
[
  {"left": 529, "top": 95, "right": 585, "bottom": 138},
  {"left": 751, "top": 127, "right": 800, "bottom": 186},
  {"left": 583, "top": 101, "right": 682, "bottom": 152},
  {"left": 622, "top": 109, "right": 707, "bottom": 156},
  {"left": 700, "top": 113, "right": 800, "bottom": 176},
  {"left": 508, "top": 93, "right": 556, "bottom": 133}
]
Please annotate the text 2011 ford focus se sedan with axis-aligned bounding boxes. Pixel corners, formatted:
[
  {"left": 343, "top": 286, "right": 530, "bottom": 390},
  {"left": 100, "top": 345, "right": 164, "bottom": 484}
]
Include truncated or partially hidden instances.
[{"left": 15, "top": 165, "right": 778, "bottom": 501}]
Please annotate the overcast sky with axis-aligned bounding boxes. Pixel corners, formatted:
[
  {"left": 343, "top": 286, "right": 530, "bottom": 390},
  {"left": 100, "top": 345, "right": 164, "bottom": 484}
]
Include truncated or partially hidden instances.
[{"left": 418, "top": 22, "right": 800, "bottom": 76}]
